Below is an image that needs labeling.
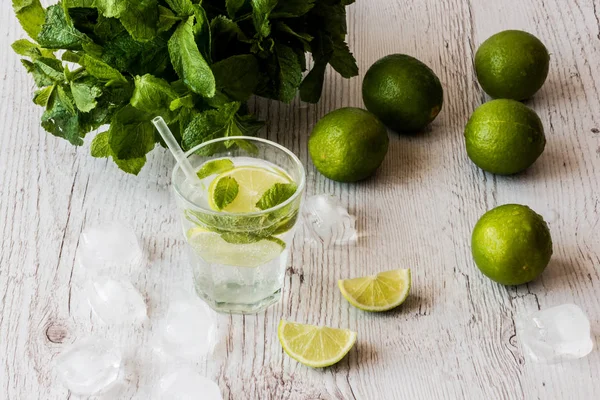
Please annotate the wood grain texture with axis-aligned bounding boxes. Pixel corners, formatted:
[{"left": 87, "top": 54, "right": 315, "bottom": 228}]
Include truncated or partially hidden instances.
[{"left": 1, "top": 0, "right": 600, "bottom": 399}]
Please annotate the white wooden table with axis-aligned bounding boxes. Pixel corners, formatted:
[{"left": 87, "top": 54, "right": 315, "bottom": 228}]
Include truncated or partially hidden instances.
[{"left": 1, "top": 1, "right": 600, "bottom": 399}]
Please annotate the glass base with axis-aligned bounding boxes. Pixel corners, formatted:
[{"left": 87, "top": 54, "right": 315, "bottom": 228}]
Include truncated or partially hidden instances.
[{"left": 195, "top": 287, "right": 281, "bottom": 314}]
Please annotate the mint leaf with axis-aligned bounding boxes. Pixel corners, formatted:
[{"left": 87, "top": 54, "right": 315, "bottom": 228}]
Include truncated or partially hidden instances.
[
  {"left": 131, "top": 74, "right": 179, "bottom": 117},
  {"left": 166, "top": 0, "right": 194, "bottom": 16},
  {"left": 274, "top": 43, "right": 302, "bottom": 103},
  {"left": 232, "top": 138, "right": 259, "bottom": 155},
  {"left": 41, "top": 85, "right": 82, "bottom": 145},
  {"left": 114, "top": 156, "right": 147, "bottom": 175},
  {"left": 212, "top": 55, "right": 259, "bottom": 101},
  {"left": 329, "top": 39, "right": 358, "bottom": 78},
  {"left": 12, "top": 0, "right": 45, "bottom": 39},
  {"left": 33, "top": 85, "right": 55, "bottom": 107},
  {"left": 251, "top": 0, "right": 278, "bottom": 38},
  {"left": 210, "top": 16, "right": 250, "bottom": 62},
  {"left": 91, "top": 131, "right": 111, "bottom": 157},
  {"left": 192, "top": 5, "right": 211, "bottom": 62},
  {"left": 212, "top": 176, "right": 239, "bottom": 210},
  {"left": 71, "top": 77, "right": 102, "bottom": 112},
  {"left": 158, "top": 6, "right": 179, "bottom": 32},
  {"left": 61, "top": 51, "right": 81, "bottom": 63},
  {"left": 91, "top": 0, "right": 158, "bottom": 41},
  {"left": 256, "top": 183, "right": 297, "bottom": 210},
  {"left": 38, "top": 5, "right": 89, "bottom": 50},
  {"left": 12, "top": 39, "right": 54, "bottom": 59},
  {"left": 226, "top": 0, "right": 245, "bottom": 18},
  {"left": 234, "top": 114, "right": 265, "bottom": 136},
  {"left": 169, "top": 17, "right": 216, "bottom": 98},
  {"left": 21, "top": 57, "right": 65, "bottom": 87},
  {"left": 91, "top": 131, "right": 147, "bottom": 175},
  {"left": 119, "top": 5, "right": 159, "bottom": 43},
  {"left": 90, "top": 0, "right": 127, "bottom": 18},
  {"left": 79, "top": 54, "right": 128, "bottom": 85},
  {"left": 80, "top": 84, "right": 132, "bottom": 133},
  {"left": 299, "top": 34, "right": 333, "bottom": 103},
  {"left": 182, "top": 101, "right": 240, "bottom": 150},
  {"left": 196, "top": 159, "right": 234, "bottom": 179},
  {"left": 272, "top": 0, "right": 315, "bottom": 17},
  {"left": 220, "top": 232, "right": 264, "bottom": 245},
  {"left": 170, "top": 95, "right": 194, "bottom": 111},
  {"left": 108, "top": 105, "right": 156, "bottom": 159},
  {"left": 274, "top": 22, "right": 313, "bottom": 48}
]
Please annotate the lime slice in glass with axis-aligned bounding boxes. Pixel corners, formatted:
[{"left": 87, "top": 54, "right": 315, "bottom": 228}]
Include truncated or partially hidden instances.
[
  {"left": 208, "top": 166, "right": 291, "bottom": 213},
  {"left": 186, "top": 227, "right": 284, "bottom": 268}
]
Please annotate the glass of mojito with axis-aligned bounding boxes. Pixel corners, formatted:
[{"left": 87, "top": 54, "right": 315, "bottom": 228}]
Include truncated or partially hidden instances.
[{"left": 172, "top": 137, "right": 306, "bottom": 313}]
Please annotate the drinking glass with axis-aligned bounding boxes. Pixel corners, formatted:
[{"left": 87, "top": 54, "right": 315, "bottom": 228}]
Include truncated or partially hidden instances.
[{"left": 172, "top": 137, "right": 305, "bottom": 313}]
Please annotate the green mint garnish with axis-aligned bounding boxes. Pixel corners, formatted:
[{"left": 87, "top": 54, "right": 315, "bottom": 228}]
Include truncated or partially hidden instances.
[
  {"left": 196, "top": 159, "right": 234, "bottom": 179},
  {"left": 256, "top": 183, "right": 297, "bottom": 210},
  {"left": 212, "top": 176, "right": 239, "bottom": 210}
]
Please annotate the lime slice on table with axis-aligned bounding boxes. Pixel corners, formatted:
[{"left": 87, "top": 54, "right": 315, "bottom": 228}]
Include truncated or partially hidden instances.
[
  {"left": 278, "top": 320, "right": 357, "bottom": 368},
  {"left": 338, "top": 269, "right": 411, "bottom": 312},
  {"left": 186, "top": 227, "right": 285, "bottom": 268},
  {"left": 208, "top": 166, "right": 292, "bottom": 213}
]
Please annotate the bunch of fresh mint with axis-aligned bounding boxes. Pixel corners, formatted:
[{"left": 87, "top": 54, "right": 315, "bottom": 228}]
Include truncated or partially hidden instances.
[{"left": 12, "top": 0, "right": 358, "bottom": 174}]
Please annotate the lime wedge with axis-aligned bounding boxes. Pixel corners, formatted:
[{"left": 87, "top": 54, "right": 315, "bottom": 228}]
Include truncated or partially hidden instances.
[
  {"left": 186, "top": 227, "right": 284, "bottom": 268},
  {"left": 208, "top": 166, "right": 291, "bottom": 213},
  {"left": 278, "top": 320, "right": 357, "bottom": 368},
  {"left": 338, "top": 269, "right": 411, "bottom": 312}
]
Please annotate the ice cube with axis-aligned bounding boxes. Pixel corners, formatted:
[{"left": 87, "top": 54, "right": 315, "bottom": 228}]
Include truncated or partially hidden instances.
[
  {"left": 516, "top": 304, "right": 594, "bottom": 363},
  {"left": 86, "top": 278, "right": 147, "bottom": 325},
  {"left": 160, "top": 293, "right": 217, "bottom": 359},
  {"left": 302, "top": 194, "right": 357, "bottom": 246},
  {"left": 78, "top": 222, "right": 143, "bottom": 275},
  {"left": 158, "top": 367, "right": 222, "bottom": 400},
  {"left": 55, "top": 337, "right": 122, "bottom": 395}
]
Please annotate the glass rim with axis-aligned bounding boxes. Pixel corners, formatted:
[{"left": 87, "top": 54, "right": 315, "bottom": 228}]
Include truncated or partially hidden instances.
[{"left": 172, "top": 136, "right": 306, "bottom": 216}]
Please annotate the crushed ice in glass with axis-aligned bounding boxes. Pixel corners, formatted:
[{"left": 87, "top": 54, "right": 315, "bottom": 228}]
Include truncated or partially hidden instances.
[
  {"left": 160, "top": 293, "right": 217, "bottom": 359},
  {"left": 55, "top": 337, "right": 121, "bottom": 395},
  {"left": 158, "top": 367, "right": 222, "bottom": 400},
  {"left": 86, "top": 278, "right": 147, "bottom": 325},
  {"left": 78, "top": 222, "right": 143, "bottom": 275},
  {"left": 302, "top": 194, "right": 357, "bottom": 246},
  {"left": 517, "top": 304, "right": 594, "bottom": 363}
]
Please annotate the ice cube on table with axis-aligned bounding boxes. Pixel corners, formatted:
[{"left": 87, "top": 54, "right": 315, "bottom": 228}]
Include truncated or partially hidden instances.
[
  {"left": 78, "top": 222, "right": 143, "bottom": 275},
  {"left": 517, "top": 304, "right": 594, "bottom": 363},
  {"left": 86, "top": 278, "right": 147, "bottom": 325},
  {"left": 302, "top": 194, "right": 357, "bottom": 246},
  {"left": 160, "top": 293, "right": 217, "bottom": 359},
  {"left": 55, "top": 337, "right": 122, "bottom": 395},
  {"left": 158, "top": 367, "right": 222, "bottom": 400}
]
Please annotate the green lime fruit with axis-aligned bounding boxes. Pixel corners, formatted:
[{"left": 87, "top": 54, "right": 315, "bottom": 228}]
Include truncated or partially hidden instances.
[
  {"left": 465, "top": 99, "right": 546, "bottom": 175},
  {"left": 362, "top": 54, "right": 444, "bottom": 133},
  {"left": 471, "top": 204, "right": 553, "bottom": 286},
  {"left": 308, "top": 107, "right": 389, "bottom": 182},
  {"left": 475, "top": 30, "right": 550, "bottom": 100}
]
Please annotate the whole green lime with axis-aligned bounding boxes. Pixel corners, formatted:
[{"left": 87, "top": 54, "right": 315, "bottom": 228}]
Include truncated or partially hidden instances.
[
  {"left": 465, "top": 99, "right": 545, "bottom": 175},
  {"left": 475, "top": 30, "right": 550, "bottom": 100},
  {"left": 308, "top": 107, "right": 389, "bottom": 182},
  {"left": 472, "top": 204, "right": 552, "bottom": 286},
  {"left": 362, "top": 54, "right": 443, "bottom": 133}
]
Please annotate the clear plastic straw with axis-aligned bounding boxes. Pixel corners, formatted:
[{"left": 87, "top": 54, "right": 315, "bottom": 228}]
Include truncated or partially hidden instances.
[{"left": 152, "top": 116, "right": 198, "bottom": 182}]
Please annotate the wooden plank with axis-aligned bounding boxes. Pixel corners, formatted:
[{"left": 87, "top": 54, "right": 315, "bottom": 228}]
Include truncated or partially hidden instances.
[{"left": 0, "top": 0, "right": 599, "bottom": 399}]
